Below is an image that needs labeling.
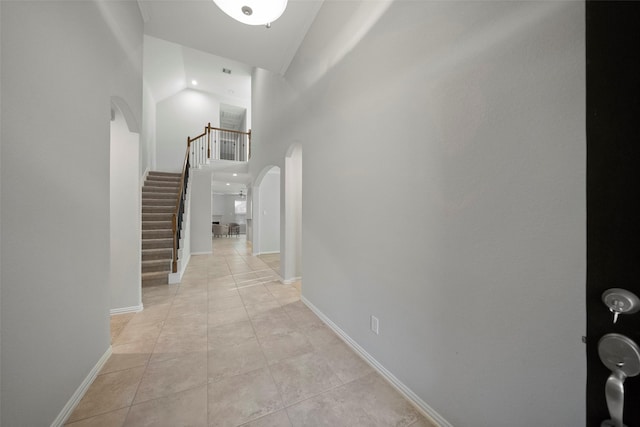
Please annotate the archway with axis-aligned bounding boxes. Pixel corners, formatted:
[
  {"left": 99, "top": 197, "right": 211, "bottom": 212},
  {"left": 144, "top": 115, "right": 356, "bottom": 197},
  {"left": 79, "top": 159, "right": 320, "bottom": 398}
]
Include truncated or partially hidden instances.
[
  {"left": 253, "top": 165, "right": 281, "bottom": 260},
  {"left": 282, "top": 144, "right": 302, "bottom": 284},
  {"left": 109, "top": 98, "right": 142, "bottom": 313}
]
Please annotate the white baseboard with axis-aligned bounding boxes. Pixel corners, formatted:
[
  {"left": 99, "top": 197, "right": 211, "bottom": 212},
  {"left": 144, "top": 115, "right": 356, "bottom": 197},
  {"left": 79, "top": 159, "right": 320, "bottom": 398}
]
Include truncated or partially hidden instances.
[
  {"left": 256, "top": 250, "right": 280, "bottom": 256},
  {"left": 191, "top": 251, "right": 212, "bottom": 255},
  {"left": 110, "top": 304, "right": 143, "bottom": 315},
  {"left": 301, "top": 296, "right": 452, "bottom": 427},
  {"left": 282, "top": 276, "right": 301, "bottom": 285},
  {"left": 51, "top": 346, "right": 112, "bottom": 427}
]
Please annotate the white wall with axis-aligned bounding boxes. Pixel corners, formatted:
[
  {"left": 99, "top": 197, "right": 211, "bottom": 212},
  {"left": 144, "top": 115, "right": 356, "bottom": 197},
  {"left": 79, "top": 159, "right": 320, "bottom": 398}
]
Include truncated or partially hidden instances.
[
  {"left": 249, "top": 2, "right": 585, "bottom": 426},
  {"left": 110, "top": 107, "right": 141, "bottom": 311},
  {"left": 156, "top": 89, "right": 220, "bottom": 172},
  {"left": 155, "top": 89, "right": 252, "bottom": 172},
  {"left": 0, "top": 1, "right": 143, "bottom": 425},
  {"left": 190, "top": 169, "right": 213, "bottom": 254},
  {"left": 212, "top": 194, "right": 247, "bottom": 229},
  {"left": 258, "top": 168, "right": 281, "bottom": 254},
  {"left": 140, "top": 81, "right": 157, "bottom": 177}
]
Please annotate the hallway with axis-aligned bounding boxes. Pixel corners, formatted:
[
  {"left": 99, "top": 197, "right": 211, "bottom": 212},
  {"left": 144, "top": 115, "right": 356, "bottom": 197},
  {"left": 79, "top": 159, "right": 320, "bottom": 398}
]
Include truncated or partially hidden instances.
[{"left": 67, "top": 236, "right": 434, "bottom": 426}]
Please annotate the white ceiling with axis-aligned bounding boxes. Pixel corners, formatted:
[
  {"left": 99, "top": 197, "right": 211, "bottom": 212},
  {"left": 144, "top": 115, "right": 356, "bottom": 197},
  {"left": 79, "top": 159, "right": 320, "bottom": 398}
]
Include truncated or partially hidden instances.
[
  {"left": 143, "top": 35, "right": 253, "bottom": 103},
  {"left": 139, "top": 0, "right": 324, "bottom": 75}
]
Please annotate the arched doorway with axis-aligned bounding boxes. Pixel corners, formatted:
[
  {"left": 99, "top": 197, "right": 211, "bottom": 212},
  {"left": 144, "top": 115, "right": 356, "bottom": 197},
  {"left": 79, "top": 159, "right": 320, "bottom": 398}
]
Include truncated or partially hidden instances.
[
  {"left": 255, "top": 166, "right": 281, "bottom": 258},
  {"left": 109, "top": 98, "right": 142, "bottom": 313},
  {"left": 283, "top": 144, "right": 302, "bottom": 284}
]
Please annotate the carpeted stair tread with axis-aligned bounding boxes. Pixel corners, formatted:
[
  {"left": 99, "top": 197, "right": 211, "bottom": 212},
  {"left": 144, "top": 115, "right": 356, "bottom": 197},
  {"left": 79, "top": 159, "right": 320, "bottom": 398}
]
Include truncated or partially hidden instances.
[
  {"left": 148, "top": 171, "right": 181, "bottom": 177},
  {"left": 143, "top": 213, "right": 174, "bottom": 221},
  {"left": 142, "top": 248, "right": 173, "bottom": 260},
  {"left": 143, "top": 229, "right": 173, "bottom": 239},
  {"left": 142, "top": 271, "right": 169, "bottom": 286},
  {"left": 142, "top": 238, "right": 173, "bottom": 249},
  {"left": 142, "top": 259, "right": 171, "bottom": 273},
  {"left": 142, "top": 192, "right": 177, "bottom": 199},
  {"left": 142, "top": 199, "right": 175, "bottom": 206},
  {"left": 142, "top": 221, "right": 173, "bottom": 230},
  {"left": 142, "top": 206, "right": 174, "bottom": 214},
  {"left": 143, "top": 180, "right": 180, "bottom": 188}
]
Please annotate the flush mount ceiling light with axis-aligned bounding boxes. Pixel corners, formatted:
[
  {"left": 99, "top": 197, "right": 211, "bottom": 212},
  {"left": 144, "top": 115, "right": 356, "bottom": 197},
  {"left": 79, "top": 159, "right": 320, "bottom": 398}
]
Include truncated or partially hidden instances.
[
  {"left": 191, "top": 79, "right": 198, "bottom": 85},
  {"left": 212, "top": 0, "right": 287, "bottom": 27}
]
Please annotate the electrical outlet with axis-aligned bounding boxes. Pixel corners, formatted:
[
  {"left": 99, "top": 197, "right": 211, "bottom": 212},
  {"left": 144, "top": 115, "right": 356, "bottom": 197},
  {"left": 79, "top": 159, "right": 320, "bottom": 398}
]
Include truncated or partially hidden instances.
[{"left": 370, "top": 315, "right": 379, "bottom": 335}]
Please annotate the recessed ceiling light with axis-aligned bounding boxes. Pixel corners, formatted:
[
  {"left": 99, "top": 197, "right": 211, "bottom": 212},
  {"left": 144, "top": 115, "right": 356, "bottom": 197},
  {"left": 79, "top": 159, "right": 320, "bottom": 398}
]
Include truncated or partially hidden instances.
[
  {"left": 226, "top": 183, "right": 230, "bottom": 186},
  {"left": 233, "top": 173, "right": 238, "bottom": 177},
  {"left": 191, "top": 80, "right": 198, "bottom": 85}
]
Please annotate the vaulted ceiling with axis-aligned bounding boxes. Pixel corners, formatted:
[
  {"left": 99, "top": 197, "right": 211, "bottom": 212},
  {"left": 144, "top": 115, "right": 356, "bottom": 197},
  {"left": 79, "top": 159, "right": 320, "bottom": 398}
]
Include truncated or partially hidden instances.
[
  {"left": 139, "top": 0, "right": 323, "bottom": 75},
  {"left": 140, "top": 0, "right": 322, "bottom": 193}
]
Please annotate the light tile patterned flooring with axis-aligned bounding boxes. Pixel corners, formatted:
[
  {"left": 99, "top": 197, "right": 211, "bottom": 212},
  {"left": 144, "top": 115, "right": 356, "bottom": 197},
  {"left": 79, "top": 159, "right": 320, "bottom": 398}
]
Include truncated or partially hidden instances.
[{"left": 67, "top": 236, "right": 436, "bottom": 427}]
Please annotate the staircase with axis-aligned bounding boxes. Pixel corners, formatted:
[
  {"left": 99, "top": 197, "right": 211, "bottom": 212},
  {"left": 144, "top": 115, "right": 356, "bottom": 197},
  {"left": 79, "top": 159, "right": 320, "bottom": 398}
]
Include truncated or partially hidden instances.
[{"left": 142, "top": 171, "right": 181, "bottom": 286}]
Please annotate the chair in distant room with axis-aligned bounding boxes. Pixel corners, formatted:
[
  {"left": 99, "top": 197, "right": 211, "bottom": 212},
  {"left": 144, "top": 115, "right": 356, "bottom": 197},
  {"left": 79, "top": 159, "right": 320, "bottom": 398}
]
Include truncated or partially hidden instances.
[
  {"left": 228, "top": 222, "right": 240, "bottom": 237},
  {"left": 212, "top": 223, "right": 228, "bottom": 237}
]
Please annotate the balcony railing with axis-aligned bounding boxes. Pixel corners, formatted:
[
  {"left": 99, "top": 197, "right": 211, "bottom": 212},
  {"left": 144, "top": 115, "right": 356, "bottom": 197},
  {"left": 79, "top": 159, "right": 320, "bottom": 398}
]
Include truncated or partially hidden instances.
[{"left": 188, "top": 123, "right": 251, "bottom": 168}]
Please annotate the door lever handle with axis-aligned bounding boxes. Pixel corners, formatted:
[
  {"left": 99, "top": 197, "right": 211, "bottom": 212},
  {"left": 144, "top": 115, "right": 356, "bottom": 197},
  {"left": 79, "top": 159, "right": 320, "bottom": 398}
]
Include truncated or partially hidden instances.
[
  {"left": 598, "top": 334, "right": 640, "bottom": 427},
  {"left": 603, "top": 370, "right": 627, "bottom": 427}
]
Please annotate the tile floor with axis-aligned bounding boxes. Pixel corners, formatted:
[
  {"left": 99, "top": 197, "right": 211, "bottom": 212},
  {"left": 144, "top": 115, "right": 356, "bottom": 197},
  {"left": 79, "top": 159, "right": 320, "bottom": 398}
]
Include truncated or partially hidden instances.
[{"left": 67, "top": 236, "right": 436, "bottom": 427}]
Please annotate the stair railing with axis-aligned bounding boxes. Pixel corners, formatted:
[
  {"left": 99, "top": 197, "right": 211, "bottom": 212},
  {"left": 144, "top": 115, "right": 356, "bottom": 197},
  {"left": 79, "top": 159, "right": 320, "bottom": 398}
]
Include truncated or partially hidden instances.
[{"left": 171, "top": 137, "right": 191, "bottom": 273}]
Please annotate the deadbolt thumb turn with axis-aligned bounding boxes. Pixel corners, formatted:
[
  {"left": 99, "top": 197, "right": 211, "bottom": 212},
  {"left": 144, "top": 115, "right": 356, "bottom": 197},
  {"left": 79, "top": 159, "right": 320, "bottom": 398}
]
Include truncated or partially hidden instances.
[{"left": 602, "top": 289, "right": 640, "bottom": 324}]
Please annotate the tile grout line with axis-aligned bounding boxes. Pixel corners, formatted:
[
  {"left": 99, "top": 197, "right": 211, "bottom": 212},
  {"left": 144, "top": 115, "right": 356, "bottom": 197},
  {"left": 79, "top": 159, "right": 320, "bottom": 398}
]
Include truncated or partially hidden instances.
[
  {"left": 234, "top": 244, "right": 292, "bottom": 426},
  {"left": 127, "top": 282, "right": 176, "bottom": 412}
]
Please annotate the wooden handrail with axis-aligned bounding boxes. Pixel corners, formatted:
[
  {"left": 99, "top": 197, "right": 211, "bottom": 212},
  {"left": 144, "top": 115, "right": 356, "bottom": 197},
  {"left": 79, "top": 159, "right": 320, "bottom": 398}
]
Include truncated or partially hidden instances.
[{"left": 207, "top": 125, "right": 251, "bottom": 136}]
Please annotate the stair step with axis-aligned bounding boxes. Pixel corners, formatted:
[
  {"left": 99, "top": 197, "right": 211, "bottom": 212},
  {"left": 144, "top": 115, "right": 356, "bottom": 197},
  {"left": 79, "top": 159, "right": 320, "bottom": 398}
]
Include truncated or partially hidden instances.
[
  {"left": 142, "top": 259, "right": 172, "bottom": 273},
  {"left": 147, "top": 174, "right": 181, "bottom": 181},
  {"left": 142, "top": 213, "right": 173, "bottom": 221},
  {"left": 142, "top": 206, "right": 174, "bottom": 214},
  {"left": 142, "top": 171, "right": 183, "bottom": 286},
  {"left": 142, "top": 238, "right": 173, "bottom": 250},
  {"left": 142, "top": 271, "right": 169, "bottom": 286},
  {"left": 148, "top": 171, "right": 181, "bottom": 178},
  {"left": 143, "top": 180, "right": 180, "bottom": 187},
  {"left": 143, "top": 221, "right": 173, "bottom": 230},
  {"left": 145, "top": 181, "right": 180, "bottom": 188},
  {"left": 143, "top": 229, "right": 173, "bottom": 239},
  {"left": 144, "top": 180, "right": 180, "bottom": 188},
  {"left": 142, "top": 248, "right": 173, "bottom": 261},
  {"left": 143, "top": 198, "right": 175, "bottom": 206},
  {"left": 142, "top": 189, "right": 178, "bottom": 197}
]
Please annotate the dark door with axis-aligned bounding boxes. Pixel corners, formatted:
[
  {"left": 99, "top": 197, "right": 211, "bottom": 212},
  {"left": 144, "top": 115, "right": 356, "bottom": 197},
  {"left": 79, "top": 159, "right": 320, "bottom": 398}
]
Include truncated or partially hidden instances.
[{"left": 586, "top": 1, "right": 640, "bottom": 426}]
